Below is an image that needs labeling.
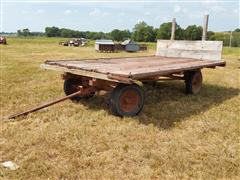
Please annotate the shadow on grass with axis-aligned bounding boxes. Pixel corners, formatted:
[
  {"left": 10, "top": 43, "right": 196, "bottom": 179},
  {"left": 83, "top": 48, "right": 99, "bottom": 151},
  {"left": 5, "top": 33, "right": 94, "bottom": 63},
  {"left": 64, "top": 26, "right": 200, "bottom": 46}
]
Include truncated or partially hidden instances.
[{"left": 80, "top": 81, "right": 239, "bottom": 129}]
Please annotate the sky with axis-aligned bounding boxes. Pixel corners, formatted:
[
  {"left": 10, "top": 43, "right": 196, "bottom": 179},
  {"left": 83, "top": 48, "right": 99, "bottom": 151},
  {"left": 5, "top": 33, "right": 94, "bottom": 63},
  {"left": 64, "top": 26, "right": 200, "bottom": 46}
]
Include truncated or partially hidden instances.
[{"left": 1, "top": 0, "right": 239, "bottom": 32}]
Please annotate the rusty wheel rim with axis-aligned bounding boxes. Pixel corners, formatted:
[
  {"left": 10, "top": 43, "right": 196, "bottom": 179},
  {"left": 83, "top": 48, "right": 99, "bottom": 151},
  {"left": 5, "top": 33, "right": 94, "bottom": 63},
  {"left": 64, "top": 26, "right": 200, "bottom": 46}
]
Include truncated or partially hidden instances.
[
  {"left": 192, "top": 73, "right": 202, "bottom": 93},
  {"left": 119, "top": 89, "right": 140, "bottom": 113}
]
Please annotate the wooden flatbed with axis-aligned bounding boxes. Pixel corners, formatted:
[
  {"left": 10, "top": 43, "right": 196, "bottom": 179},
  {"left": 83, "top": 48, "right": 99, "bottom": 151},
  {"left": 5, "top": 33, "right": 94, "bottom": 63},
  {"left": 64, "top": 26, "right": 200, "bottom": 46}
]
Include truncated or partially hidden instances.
[
  {"left": 41, "top": 40, "right": 226, "bottom": 117},
  {"left": 43, "top": 55, "right": 225, "bottom": 82}
]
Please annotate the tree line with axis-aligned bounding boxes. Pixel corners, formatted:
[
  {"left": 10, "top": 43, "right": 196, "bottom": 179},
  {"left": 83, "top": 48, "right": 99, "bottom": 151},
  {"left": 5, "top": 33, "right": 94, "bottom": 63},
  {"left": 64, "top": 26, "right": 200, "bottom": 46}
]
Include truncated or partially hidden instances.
[
  {"left": 17, "top": 21, "right": 240, "bottom": 47},
  {"left": 17, "top": 28, "right": 44, "bottom": 37}
]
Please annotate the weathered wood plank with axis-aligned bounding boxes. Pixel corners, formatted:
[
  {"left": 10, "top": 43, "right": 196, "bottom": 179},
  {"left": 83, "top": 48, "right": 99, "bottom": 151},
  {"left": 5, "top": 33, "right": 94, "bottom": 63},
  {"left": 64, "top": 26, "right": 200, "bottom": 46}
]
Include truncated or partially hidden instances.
[
  {"left": 156, "top": 40, "right": 223, "bottom": 61},
  {"left": 128, "top": 61, "right": 225, "bottom": 79},
  {"left": 46, "top": 57, "right": 197, "bottom": 73},
  {"left": 46, "top": 55, "right": 155, "bottom": 64},
  {"left": 102, "top": 59, "right": 225, "bottom": 78},
  {"left": 156, "top": 49, "right": 221, "bottom": 61},
  {"left": 156, "top": 40, "right": 222, "bottom": 51},
  {"left": 41, "top": 64, "right": 127, "bottom": 83}
]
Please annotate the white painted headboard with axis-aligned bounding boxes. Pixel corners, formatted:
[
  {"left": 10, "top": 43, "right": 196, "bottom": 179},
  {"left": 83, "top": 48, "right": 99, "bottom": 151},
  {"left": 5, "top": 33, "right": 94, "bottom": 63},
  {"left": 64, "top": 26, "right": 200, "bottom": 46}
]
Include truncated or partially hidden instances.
[{"left": 156, "top": 40, "right": 223, "bottom": 61}]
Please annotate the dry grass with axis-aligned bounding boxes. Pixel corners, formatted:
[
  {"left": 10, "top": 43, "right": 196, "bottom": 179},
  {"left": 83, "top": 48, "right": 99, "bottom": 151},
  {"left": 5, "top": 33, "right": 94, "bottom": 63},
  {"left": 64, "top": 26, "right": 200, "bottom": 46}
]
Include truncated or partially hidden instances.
[{"left": 0, "top": 37, "right": 239, "bottom": 179}]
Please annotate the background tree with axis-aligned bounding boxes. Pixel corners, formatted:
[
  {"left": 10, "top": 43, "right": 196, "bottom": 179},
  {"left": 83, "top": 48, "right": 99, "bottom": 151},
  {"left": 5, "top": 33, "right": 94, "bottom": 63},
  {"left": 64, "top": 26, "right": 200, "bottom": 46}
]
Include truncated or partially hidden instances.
[
  {"left": 17, "top": 28, "right": 30, "bottom": 37},
  {"left": 111, "top": 29, "right": 131, "bottom": 41},
  {"left": 17, "top": 28, "right": 44, "bottom": 37},
  {"left": 157, "top": 22, "right": 171, "bottom": 39},
  {"left": 111, "top": 29, "right": 122, "bottom": 41},
  {"left": 45, "top": 26, "right": 60, "bottom": 37},
  {"left": 132, "top": 21, "right": 146, "bottom": 41},
  {"left": 231, "top": 32, "right": 240, "bottom": 47},
  {"left": 132, "top": 21, "right": 156, "bottom": 42},
  {"left": 184, "top": 25, "right": 202, "bottom": 40},
  {"left": 17, "top": 30, "right": 22, "bottom": 36},
  {"left": 39, "top": 24, "right": 240, "bottom": 47},
  {"left": 175, "top": 27, "right": 185, "bottom": 40},
  {"left": 143, "top": 26, "right": 156, "bottom": 42},
  {"left": 207, "top": 31, "right": 215, "bottom": 40},
  {"left": 85, "top": 32, "right": 107, "bottom": 40},
  {"left": 60, "top": 28, "right": 75, "bottom": 38},
  {"left": 234, "top": 28, "right": 240, "bottom": 32},
  {"left": 121, "top": 30, "right": 131, "bottom": 40},
  {"left": 156, "top": 22, "right": 184, "bottom": 40},
  {"left": 74, "top": 31, "right": 86, "bottom": 38}
]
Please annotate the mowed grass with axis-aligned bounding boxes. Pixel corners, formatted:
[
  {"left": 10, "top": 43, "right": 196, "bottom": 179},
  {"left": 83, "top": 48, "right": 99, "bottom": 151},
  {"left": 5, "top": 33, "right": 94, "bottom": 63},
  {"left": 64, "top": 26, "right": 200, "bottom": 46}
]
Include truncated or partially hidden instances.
[{"left": 0, "top": 37, "right": 239, "bottom": 179}]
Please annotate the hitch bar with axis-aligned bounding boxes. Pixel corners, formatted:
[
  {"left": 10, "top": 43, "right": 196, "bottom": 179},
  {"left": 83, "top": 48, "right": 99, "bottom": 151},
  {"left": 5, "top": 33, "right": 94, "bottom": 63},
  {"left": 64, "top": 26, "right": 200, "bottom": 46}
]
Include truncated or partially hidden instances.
[{"left": 7, "top": 90, "right": 83, "bottom": 119}]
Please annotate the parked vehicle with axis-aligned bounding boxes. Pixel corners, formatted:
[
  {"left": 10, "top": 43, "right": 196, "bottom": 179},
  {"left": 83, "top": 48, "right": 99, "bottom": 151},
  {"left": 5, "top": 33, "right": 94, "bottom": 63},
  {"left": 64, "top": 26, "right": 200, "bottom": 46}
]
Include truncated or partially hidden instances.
[
  {"left": 0, "top": 36, "right": 7, "bottom": 45},
  {"left": 59, "top": 38, "right": 87, "bottom": 47}
]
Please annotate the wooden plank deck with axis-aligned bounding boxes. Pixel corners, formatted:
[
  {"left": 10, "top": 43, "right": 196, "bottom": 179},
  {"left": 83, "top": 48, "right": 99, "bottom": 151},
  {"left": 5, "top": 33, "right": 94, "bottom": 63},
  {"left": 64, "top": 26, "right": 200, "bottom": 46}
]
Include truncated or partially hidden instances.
[{"left": 43, "top": 56, "right": 225, "bottom": 80}]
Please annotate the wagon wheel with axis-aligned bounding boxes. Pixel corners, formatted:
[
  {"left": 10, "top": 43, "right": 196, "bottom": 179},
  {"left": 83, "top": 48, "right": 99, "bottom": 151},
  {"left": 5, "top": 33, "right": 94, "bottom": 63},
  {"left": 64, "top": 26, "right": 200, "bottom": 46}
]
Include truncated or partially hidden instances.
[
  {"left": 109, "top": 84, "right": 144, "bottom": 117},
  {"left": 184, "top": 70, "right": 203, "bottom": 94},
  {"left": 64, "top": 78, "right": 95, "bottom": 102}
]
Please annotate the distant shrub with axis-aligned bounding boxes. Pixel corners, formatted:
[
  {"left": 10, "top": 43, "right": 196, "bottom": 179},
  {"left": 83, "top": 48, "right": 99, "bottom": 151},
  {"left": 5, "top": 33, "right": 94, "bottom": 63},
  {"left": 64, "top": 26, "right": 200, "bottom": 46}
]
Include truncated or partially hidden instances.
[{"left": 212, "top": 32, "right": 240, "bottom": 47}]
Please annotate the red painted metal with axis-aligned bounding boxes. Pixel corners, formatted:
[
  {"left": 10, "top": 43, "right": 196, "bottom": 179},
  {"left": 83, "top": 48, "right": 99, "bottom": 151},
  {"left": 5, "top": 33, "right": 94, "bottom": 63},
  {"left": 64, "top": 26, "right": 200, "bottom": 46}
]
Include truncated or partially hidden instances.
[{"left": 119, "top": 89, "right": 140, "bottom": 113}]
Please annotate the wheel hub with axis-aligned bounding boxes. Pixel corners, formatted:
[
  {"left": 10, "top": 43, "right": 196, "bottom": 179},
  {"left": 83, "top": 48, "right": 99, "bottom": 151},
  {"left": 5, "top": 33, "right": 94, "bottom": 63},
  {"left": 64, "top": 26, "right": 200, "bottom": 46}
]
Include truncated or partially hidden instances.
[{"left": 119, "top": 90, "right": 140, "bottom": 113}]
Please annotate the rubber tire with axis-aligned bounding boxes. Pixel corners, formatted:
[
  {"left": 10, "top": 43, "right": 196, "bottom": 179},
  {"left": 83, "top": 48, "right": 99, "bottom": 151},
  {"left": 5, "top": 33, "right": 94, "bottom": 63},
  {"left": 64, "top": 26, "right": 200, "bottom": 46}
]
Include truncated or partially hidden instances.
[
  {"left": 109, "top": 84, "right": 144, "bottom": 117},
  {"left": 63, "top": 78, "right": 94, "bottom": 102},
  {"left": 184, "top": 70, "right": 203, "bottom": 94}
]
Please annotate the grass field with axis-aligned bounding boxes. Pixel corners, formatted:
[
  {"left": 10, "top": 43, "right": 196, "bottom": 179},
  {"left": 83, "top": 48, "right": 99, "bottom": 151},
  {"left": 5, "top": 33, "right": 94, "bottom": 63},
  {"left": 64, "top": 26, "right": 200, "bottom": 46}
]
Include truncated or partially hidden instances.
[{"left": 0, "top": 37, "right": 239, "bottom": 179}]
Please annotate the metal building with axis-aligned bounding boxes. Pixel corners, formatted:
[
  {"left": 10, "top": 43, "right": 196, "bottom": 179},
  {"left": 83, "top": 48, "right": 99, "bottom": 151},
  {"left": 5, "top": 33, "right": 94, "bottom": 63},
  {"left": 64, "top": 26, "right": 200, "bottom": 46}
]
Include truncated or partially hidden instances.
[
  {"left": 121, "top": 39, "right": 140, "bottom": 52},
  {"left": 95, "top": 39, "right": 115, "bottom": 52}
]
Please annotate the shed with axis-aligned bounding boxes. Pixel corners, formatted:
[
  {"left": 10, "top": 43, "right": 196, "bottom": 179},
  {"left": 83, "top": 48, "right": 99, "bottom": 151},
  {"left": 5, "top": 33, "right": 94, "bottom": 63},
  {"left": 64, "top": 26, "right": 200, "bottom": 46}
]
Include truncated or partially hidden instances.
[
  {"left": 95, "top": 39, "right": 115, "bottom": 52},
  {"left": 121, "top": 39, "right": 140, "bottom": 52}
]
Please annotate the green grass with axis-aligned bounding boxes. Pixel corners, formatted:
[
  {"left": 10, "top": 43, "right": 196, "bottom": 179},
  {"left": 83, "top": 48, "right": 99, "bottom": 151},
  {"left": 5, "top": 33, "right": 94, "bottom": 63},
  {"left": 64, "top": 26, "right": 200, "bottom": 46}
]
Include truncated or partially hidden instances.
[
  {"left": 223, "top": 46, "right": 240, "bottom": 57},
  {"left": 0, "top": 37, "right": 239, "bottom": 179}
]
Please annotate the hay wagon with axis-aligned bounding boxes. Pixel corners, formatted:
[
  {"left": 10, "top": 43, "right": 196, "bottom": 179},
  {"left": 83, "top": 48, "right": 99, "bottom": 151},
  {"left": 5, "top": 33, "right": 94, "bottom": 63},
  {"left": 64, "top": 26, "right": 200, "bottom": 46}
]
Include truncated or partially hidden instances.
[{"left": 41, "top": 40, "right": 225, "bottom": 117}]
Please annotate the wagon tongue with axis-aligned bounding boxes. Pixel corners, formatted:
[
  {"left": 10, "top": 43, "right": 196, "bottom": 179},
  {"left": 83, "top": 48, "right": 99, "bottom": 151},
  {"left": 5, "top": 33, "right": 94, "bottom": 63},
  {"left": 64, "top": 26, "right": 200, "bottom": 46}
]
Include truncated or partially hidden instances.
[{"left": 7, "top": 90, "right": 84, "bottom": 119}]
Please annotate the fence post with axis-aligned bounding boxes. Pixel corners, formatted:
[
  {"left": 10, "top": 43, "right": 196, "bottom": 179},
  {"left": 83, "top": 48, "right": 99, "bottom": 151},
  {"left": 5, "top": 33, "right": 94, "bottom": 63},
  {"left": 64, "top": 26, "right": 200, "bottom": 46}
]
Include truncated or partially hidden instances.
[
  {"left": 171, "top": 18, "right": 176, "bottom": 40},
  {"left": 229, "top": 31, "right": 232, "bottom": 47},
  {"left": 202, "top": 14, "right": 209, "bottom": 41}
]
